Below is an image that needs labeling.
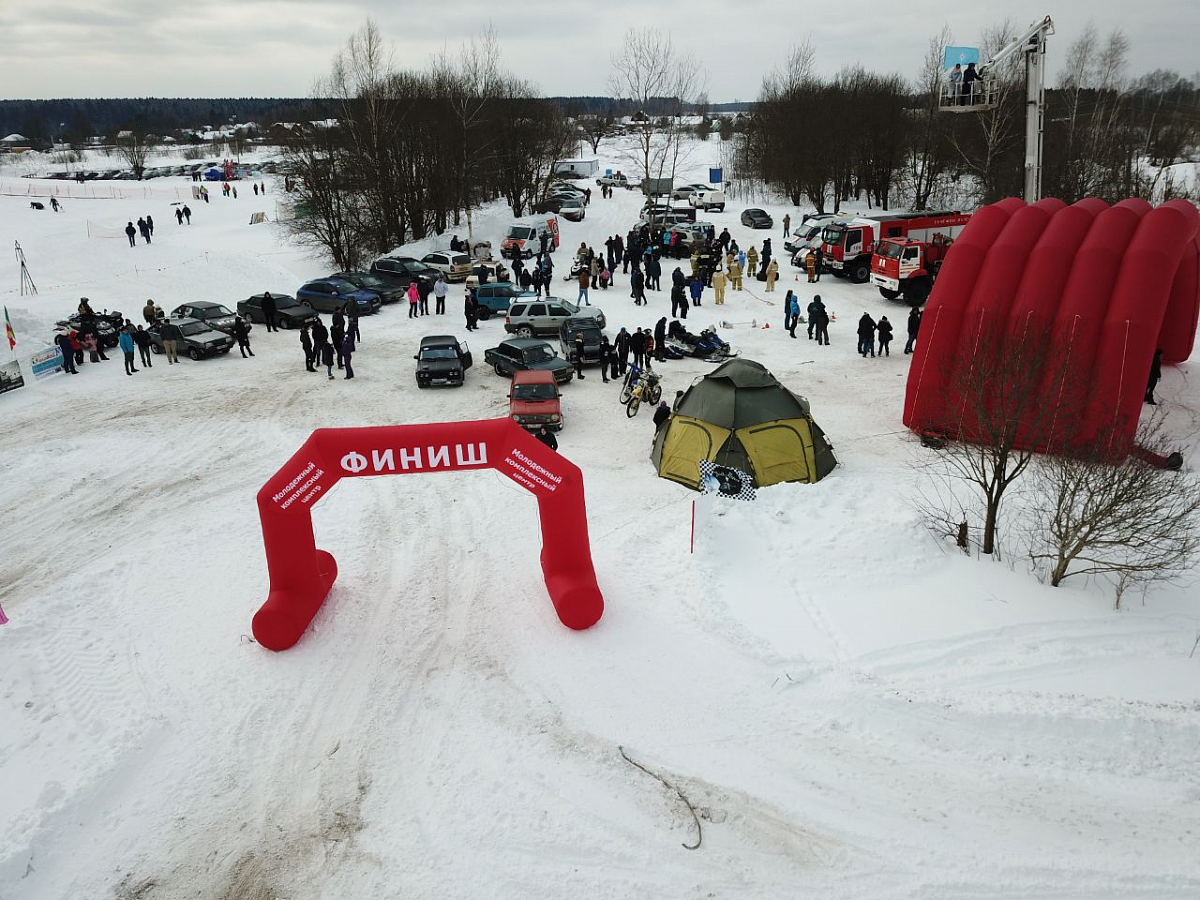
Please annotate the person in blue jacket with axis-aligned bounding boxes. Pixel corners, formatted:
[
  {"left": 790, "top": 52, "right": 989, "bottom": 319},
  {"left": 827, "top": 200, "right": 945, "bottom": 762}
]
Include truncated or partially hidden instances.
[
  {"left": 118, "top": 324, "right": 138, "bottom": 375},
  {"left": 786, "top": 291, "right": 801, "bottom": 338}
]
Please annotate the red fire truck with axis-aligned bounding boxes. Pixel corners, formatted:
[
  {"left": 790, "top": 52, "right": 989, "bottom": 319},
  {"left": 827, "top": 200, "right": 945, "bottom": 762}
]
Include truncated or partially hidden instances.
[
  {"left": 820, "top": 211, "right": 971, "bottom": 284},
  {"left": 869, "top": 234, "right": 957, "bottom": 305}
]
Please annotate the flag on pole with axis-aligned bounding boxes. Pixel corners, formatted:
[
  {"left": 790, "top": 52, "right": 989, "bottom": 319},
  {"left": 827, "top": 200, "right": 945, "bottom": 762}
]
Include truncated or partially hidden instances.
[{"left": 4, "top": 306, "right": 15, "bottom": 350}]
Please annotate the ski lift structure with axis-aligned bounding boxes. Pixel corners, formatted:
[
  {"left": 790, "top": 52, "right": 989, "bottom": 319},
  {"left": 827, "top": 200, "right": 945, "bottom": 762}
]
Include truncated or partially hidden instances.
[{"left": 938, "top": 15, "right": 1055, "bottom": 202}]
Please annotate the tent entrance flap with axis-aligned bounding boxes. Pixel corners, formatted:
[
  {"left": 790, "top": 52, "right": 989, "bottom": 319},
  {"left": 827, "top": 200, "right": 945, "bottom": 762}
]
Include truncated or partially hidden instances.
[
  {"left": 740, "top": 422, "right": 812, "bottom": 485},
  {"left": 658, "top": 417, "right": 732, "bottom": 488}
]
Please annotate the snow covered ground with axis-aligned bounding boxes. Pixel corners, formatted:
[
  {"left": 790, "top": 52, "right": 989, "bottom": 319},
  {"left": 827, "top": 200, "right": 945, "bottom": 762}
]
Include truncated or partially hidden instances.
[{"left": 2, "top": 139, "right": 1200, "bottom": 900}]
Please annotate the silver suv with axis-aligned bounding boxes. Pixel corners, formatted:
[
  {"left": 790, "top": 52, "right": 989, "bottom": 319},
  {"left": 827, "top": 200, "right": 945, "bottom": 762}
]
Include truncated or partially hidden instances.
[{"left": 505, "top": 297, "right": 605, "bottom": 337}]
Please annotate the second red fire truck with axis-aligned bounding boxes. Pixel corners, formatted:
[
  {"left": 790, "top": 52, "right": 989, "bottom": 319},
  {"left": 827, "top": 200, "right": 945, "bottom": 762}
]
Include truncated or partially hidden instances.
[{"left": 820, "top": 210, "right": 971, "bottom": 287}]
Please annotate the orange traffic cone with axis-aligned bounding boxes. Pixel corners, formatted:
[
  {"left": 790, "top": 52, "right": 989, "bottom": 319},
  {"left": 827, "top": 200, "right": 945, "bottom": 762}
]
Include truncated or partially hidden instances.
[{"left": 763, "top": 322, "right": 771, "bottom": 328}]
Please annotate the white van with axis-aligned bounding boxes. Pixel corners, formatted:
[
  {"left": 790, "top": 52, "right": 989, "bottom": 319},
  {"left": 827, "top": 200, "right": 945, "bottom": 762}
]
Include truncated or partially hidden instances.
[
  {"left": 500, "top": 216, "right": 560, "bottom": 260},
  {"left": 688, "top": 189, "right": 726, "bottom": 212},
  {"left": 785, "top": 214, "right": 836, "bottom": 259}
]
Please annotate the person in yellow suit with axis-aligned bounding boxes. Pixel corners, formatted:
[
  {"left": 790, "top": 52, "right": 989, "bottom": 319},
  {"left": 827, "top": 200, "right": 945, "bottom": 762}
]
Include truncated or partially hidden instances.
[
  {"left": 712, "top": 269, "right": 727, "bottom": 304},
  {"left": 765, "top": 259, "right": 779, "bottom": 292},
  {"left": 728, "top": 259, "right": 743, "bottom": 291},
  {"left": 746, "top": 246, "right": 759, "bottom": 280},
  {"left": 805, "top": 250, "right": 817, "bottom": 283}
]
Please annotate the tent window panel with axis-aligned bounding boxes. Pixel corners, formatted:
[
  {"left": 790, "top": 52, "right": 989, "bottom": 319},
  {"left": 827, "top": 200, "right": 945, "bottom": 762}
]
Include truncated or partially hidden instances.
[{"left": 740, "top": 422, "right": 811, "bottom": 485}]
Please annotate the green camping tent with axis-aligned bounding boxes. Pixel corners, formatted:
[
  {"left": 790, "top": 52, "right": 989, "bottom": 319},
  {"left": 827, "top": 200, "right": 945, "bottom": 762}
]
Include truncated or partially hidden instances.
[{"left": 651, "top": 358, "right": 836, "bottom": 489}]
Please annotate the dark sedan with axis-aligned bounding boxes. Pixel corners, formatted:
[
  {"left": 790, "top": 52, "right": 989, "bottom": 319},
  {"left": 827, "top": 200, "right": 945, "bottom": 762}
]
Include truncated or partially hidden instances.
[
  {"left": 237, "top": 293, "right": 319, "bottom": 329},
  {"left": 369, "top": 257, "right": 441, "bottom": 290},
  {"left": 147, "top": 317, "right": 234, "bottom": 360},
  {"left": 171, "top": 301, "right": 249, "bottom": 335},
  {"left": 295, "top": 278, "right": 382, "bottom": 314},
  {"left": 331, "top": 271, "right": 405, "bottom": 304},
  {"left": 741, "top": 208, "right": 774, "bottom": 229}
]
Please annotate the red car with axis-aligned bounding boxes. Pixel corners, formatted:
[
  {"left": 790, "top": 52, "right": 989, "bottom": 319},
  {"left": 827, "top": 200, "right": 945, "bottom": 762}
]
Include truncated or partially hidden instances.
[{"left": 509, "top": 368, "right": 564, "bottom": 431}]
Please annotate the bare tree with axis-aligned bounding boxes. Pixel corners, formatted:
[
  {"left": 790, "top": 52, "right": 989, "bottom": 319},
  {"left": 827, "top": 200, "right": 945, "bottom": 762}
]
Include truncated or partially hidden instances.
[
  {"left": 116, "top": 128, "right": 151, "bottom": 180},
  {"left": 280, "top": 124, "right": 364, "bottom": 271},
  {"left": 905, "top": 25, "right": 956, "bottom": 209},
  {"left": 608, "top": 28, "right": 703, "bottom": 189},
  {"left": 918, "top": 321, "right": 1080, "bottom": 556},
  {"left": 578, "top": 114, "right": 610, "bottom": 155},
  {"left": 950, "top": 20, "right": 1026, "bottom": 203},
  {"left": 1028, "top": 413, "right": 1200, "bottom": 602}
]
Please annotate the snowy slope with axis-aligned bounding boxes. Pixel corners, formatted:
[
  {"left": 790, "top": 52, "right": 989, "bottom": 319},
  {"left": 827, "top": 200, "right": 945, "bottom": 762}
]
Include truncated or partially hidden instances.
[{"left": 2, "top": 138, "right": 1199, "bottom": 900}]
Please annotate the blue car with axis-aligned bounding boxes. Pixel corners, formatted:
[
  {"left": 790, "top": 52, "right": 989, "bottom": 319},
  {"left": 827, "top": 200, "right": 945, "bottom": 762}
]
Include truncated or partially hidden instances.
[{"left": 295, "top": 277, "right": 382, "bottom": 314}]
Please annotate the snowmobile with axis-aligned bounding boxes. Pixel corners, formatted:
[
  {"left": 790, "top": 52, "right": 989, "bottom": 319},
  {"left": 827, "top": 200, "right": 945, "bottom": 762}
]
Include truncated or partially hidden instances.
[{"left": 666, "top": 321, "right": 736, "bottom": 362}]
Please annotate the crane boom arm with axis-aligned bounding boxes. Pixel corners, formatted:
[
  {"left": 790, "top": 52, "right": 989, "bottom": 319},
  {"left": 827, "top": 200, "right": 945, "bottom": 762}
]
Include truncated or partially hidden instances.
[{"left": 979, "top": 15, "right": 1054, "bottom": 75}]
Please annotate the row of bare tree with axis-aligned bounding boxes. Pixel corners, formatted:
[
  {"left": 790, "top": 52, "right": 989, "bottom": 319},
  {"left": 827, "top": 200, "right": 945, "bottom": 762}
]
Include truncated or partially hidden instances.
[
  {"left": 740, "top": 24, "right": 1200, "bottom": 212},
  {"left": 283, "top": 22, "right": 574, "bottom": 271},
  {"left": 916, "top": 322, "right": 1200, "bottom": 607}
]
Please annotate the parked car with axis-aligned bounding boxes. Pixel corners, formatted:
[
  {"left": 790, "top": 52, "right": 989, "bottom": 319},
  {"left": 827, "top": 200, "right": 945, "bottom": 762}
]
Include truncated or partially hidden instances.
[
  {"left": 465, "top": 261, "right": 511, "bottom": 291},
  {"left": 688, "top": 189, "right": 726, "bottom": 212},
  {"left": 741, "top": 208, "right": 774, "bottom": 229},
  {"left": 295, "top": 278, "right": 382, "bottom": 314},
  {"left": 474, "top": 282, "right": 532, "bottom": 319},
  {"left": 170, "top": 301, "right": 248, "bottom": 335},
  {"left": 414, "top": 335, "right": 473, "bottom": 388},
  {"left": 369, "top": 256, "right": 441, "bottom": 289},
  {"left": 329, "top": 271, "right": 405, "bottom": 304},
  {"left": 596, "top": 172, "right": 631, "bottom": 189},
  {"left": 639, "top": 203, "right": 694, "bottom": 226},
  {"left": 500, "top": 216, "right": 560, "bottom": 260},
  {"left": 484, "top": 337, "right": 573, "bottom": 383},
  {"left": 508, "top": 368, "right": 564, "bottom": 431},
  {"left": 556, "top": 197, "right": 586, "bottom": 222},
  {"left": 671, "top": 183, "right": 711, "bottom": 201},
  {"left": 549, "top": 182, "right": 586, "bottom": 197},
  {"left": 147, "top": 316, "right": 234, "bottom": 360},
  {"left": 505, "top": 297, "right": 605, "bottom": 337},
  {"left": 784, "top": 214, "right": 837, "bottom": 258},
  {"left": 237, "top": 293, "right": 319, "bottom": 329},
  {"left": 421, "top": 250, "right": 473, "bottom": 282},
  {"left": 559, "top": 317, "right": 605, "bottom": 366}
]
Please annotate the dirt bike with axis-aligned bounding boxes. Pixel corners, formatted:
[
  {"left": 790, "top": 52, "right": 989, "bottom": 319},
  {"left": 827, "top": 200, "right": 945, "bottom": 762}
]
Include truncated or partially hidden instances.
[{"left": 621, "top": 365, "right": 662, "bottom": 418}]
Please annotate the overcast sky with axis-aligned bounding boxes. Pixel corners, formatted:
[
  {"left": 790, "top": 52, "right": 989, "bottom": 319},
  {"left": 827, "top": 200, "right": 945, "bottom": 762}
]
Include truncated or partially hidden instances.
[{"left": 2, "top": 0, "right": 1196, "bottom": 101}]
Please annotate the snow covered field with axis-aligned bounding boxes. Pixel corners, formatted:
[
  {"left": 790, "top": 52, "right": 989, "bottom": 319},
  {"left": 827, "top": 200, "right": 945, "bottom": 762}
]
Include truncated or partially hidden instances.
[{"left": 2, "top": 141, "right": 1200, "bottom": 900}]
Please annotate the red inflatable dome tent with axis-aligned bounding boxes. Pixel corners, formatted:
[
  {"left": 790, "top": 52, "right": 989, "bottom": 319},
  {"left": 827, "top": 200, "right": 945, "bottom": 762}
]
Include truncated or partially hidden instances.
[{"left": 904, "top": 197, "right": 1200, "bottom": 455}]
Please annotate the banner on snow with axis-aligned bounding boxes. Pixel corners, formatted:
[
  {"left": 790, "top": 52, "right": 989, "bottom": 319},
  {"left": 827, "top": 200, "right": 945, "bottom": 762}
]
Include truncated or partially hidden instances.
[
  {"left": 0, "top": 359, "right": 25, "bottom": 395},
  {"left": 31, "top": 346, "right": 64, "bottom": 380},
  {"left": 699, "top": 460, "right": 757, "bottom": 502}
]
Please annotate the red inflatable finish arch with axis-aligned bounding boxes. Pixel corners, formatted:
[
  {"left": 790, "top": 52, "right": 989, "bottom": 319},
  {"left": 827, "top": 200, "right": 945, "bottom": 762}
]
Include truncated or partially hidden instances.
[{"left": 253, "top": 418, "right": 604, "bottom": 651}]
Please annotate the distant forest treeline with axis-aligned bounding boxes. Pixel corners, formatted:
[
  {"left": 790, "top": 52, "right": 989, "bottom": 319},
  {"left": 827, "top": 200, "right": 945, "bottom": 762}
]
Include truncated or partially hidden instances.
[
  {"left": 0, "top": 96, "right": 749, "bottom": 142},
  {"left": 0, "top": 98, "right": 339, "bottom": 141}
]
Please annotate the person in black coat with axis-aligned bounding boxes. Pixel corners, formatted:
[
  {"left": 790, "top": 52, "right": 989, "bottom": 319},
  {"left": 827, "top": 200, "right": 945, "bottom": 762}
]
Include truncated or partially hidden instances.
[
  {"left": 125, "top": 221, "right": 137, "bottom": 247},
  {"left": 1146, "top": 348, "right": 1163, "bottom": 404},
  {"left": 133, "top": 325, "right": 154, "bottom": 367},
  {"left": 535, "top": 425, "right": 558, "bottom": 451},
  {"left": 300, "top": 323, "right": 316, "bottom": 371},
  {"left": 876, "top": 315, "right": 893, "bottom": 356},
  {"left": 904, "top": 307, "right": 922, "bottom": 354},
  {"left": 670, "top": 284, "right": 688, "bottom": 319},
  {"left": 630, "top": 269, "right": 646, "bottom": 305},
  {"left": 261, "top": 292, "right": 279, "bottom": 332},
  {"left": 653, "top": 401, "right": 671, "bottom": 430},
  {"left": 630, "top": 328, "right": 647, "bottom": 370},
  {"left": 232, "top": 316, "right": 253, "bottom": 358},
  {"left": 464, "top": 291, "right": 478, "bottom": 330},
  {"left": 55, "top": 332, "right": 78, "bottom": 373},
  {"left": 654, "top": 317, "right": 667, "bottom": 362},
  {"left": 331, "top": 318, "right": 345, "bottom": 368},
  {"left": 572, "top": 332, "right": 587, "bottom": 379},
  {"left": 809, "top": 296, "right": 829, "bottom": 346},
  {"left": 598, "top": 335, "right": 613, "bottom": 383},
  {"left": 613, "top": 327, "right": 631, "bottom": 376},
  {"left": 310, "top": 316, "right": 328, "bottom": 354},
  {"left": 857, "top": 313, "right": 877, "bottom": 357}
]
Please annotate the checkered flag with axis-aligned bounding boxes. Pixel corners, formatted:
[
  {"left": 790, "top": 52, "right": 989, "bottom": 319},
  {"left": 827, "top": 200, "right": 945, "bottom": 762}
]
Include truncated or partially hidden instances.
[{"left": 699, "top": 461, "right": 757, "bottom": 502}]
